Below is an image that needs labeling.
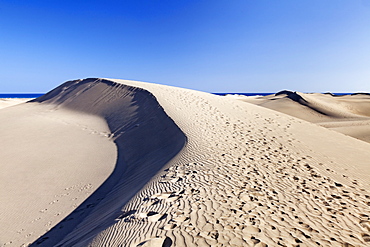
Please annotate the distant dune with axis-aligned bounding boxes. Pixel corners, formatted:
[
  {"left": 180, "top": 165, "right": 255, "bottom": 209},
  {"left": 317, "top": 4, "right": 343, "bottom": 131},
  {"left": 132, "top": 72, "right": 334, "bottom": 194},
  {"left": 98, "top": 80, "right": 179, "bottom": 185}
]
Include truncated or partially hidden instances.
[
  {"left": 239, "top": 90, "right": 370, "bottom": 143},
  {"left": 1, "top": 79, "right": 370, "bottom": 246},
  {"left": 0, "top": 98, "right": 31, "bottom": 109}
]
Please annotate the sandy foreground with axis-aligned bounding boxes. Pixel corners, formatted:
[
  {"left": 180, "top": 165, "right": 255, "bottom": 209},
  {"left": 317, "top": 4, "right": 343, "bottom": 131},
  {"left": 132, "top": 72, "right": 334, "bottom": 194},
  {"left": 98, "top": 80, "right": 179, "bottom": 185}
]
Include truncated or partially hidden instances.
[{"left": 1, "top": 79, "right": 370, "bottom": 247}]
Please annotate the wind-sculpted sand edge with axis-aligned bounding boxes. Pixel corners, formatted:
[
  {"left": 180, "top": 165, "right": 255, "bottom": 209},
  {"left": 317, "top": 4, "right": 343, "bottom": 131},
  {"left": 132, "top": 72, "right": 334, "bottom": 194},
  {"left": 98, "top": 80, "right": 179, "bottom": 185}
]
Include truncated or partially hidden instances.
[
  {"left": 240, "top": 90, "right": 370, "bottom": 144},
  {"left": 84, "top": 79, "right": 370, "bottom": 246},
  {"left": 1, "top": 79, "right": 370, "bottom": 246},
  {"left": 1, "top": 79, "right": 186, "bottom": 246}
]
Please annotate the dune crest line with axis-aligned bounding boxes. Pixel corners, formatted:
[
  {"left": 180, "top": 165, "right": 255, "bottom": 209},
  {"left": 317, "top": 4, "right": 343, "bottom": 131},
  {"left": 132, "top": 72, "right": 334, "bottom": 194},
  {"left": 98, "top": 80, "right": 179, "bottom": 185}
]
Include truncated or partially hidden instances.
[
  {"left": 31, "top": 78, "right": 186, "bottom": 246},
  {"left": 240, "top": 90, "right": 370, "bottom": 143},
  {"left": 86, "top": 79, "right": 370, "bottom": 246},
  {"left": 0, "top": 78, "right": 186, "bottom": 246},
  {"left": 1, "top": 78, "right": 370, "bottom": 246}
]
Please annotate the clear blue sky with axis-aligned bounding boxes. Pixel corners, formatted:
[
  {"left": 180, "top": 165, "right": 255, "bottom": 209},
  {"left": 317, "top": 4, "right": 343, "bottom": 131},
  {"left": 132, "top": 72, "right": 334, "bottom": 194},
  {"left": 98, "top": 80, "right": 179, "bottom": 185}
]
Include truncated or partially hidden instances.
[{"left": 1, "top": 0, "right": 370, "bottom": 93}]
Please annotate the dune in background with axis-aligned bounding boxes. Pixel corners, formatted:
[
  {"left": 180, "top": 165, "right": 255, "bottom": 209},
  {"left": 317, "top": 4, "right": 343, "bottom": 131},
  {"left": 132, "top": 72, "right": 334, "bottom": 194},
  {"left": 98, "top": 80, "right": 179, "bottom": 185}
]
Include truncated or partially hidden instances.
[
  {"left": 0, "top": 98, "right": 31, "bottom": 109},
  {"left": 1, "top": 79, "right": 370, "bottom": 246},
  {"left": 238, "top": 90, "right": 370, "bottom": 144}
]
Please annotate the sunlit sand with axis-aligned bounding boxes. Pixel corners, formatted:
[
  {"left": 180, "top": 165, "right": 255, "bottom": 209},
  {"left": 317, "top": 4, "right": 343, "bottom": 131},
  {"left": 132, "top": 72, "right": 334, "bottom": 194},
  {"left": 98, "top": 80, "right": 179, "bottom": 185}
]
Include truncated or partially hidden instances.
[{"left": 1, "top": 79, "right": 369, "bottom": 246}]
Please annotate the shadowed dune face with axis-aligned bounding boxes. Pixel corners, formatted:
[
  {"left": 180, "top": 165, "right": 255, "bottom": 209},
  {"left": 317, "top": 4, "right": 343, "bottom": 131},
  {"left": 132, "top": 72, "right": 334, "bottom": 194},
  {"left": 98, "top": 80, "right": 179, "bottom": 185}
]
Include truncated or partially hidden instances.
[
  {"left": 31, "top": 78, "right": 187, "bottom": 170},
  {"left": 5, "top": 78, "right": 186, "bottom": 246},
  {"left": 274, "top": 90, "right": 308, "bottom": 104},
  {"left": 0, "top": 100, "right": 117, "bottom": 246}
]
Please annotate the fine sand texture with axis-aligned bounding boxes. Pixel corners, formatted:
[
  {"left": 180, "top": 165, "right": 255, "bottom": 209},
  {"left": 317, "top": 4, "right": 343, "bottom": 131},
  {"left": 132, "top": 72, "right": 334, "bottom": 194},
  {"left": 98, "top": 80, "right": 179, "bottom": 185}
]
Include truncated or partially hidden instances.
[
  {"left": 239, "top": 91, "right": 370, "bottom": 143},
  {"left": 0, "top": 98, "right": 32, "bottom": 109},
  {"left": 1, "top": 79, "right": 370, "bottom": 246}
]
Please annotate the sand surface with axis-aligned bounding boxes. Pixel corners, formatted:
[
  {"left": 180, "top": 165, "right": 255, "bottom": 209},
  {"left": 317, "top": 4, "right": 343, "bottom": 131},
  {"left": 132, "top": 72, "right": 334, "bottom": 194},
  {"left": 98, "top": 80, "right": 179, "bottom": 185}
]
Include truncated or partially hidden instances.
[
  {"left": 239, "top": 91, "right": 370, "bottom": 143},
  {"left": 0, "top": 98, "right": 32, "bottom": 109},
  {"left": 1, "top": 79, "right": 370, "bottom": 246}
]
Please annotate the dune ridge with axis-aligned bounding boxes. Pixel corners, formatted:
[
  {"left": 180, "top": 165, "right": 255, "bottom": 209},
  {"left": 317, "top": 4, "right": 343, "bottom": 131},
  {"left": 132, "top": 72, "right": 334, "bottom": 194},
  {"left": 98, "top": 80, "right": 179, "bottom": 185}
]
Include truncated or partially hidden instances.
[
  {"left": 240, "top": 90, "right": 370, "bottom": 143},
  {"left": 1, "top": 78, "right": 186, "bottom": 246},
  {"left": 90, "top": 79, "right": 370, "bottom": 246},
  {"left": 1, "top": 79, "right": 370, "bottom": 246}
]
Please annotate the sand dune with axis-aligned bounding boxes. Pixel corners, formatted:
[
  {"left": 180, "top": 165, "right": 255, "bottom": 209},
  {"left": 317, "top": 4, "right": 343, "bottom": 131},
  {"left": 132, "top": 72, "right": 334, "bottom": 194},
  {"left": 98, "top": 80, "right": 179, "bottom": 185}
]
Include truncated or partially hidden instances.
[
  {"left": 240, "top": 90, "right": 370, "bottom": 143},
  {"left": 0, "top": 98, "right": 31, "bottom": 109},
  {"left": 1, "top": 79, "right": 185, "bottom": 246},
  {"left": 1, "top": 79, "right": 370, "bottom": 246}
]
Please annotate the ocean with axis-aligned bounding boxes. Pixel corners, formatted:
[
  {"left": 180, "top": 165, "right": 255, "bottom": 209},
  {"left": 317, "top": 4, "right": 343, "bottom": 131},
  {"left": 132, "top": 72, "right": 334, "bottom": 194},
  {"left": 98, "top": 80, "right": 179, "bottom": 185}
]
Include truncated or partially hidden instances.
[{"left": 0, "top": 94, "right": 45, "bottom": 98}]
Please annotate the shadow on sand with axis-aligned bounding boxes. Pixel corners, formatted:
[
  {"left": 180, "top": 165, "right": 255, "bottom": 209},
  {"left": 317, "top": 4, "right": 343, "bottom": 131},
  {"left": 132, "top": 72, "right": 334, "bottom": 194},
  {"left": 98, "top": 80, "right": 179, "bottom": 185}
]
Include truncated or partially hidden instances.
[{"left": 30, "top": 78, "right": 186, "bottom": 246}]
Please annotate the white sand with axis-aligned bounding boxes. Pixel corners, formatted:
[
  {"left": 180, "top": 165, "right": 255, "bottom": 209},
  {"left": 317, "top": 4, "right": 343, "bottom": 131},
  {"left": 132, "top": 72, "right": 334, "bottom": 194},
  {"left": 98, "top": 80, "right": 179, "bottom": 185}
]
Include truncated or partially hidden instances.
[
  {"left": 240, "top": 91, "right": 370, "bottom": 143},
  {"left": 0, "top": 98, "right": 32, "bottom": 109},
  {"left": 1, "top": 79, "right": 370, "bottom": 246}
]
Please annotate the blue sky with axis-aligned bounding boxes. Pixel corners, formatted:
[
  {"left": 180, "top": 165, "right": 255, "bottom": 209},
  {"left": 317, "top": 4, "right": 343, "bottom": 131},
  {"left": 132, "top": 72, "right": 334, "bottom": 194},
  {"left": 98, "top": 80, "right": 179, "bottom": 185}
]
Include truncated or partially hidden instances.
[{"left": 1, "top": 0, "right": 370, "bottom": 93}]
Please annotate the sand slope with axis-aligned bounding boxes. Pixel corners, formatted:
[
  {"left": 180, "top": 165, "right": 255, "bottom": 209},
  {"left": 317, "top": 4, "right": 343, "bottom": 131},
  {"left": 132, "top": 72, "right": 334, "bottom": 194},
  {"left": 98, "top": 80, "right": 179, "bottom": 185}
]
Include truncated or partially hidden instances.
[
  {"left": 0, "top": 101, "right": 116, "bottom": 246},
  {"left": 1, "top": 79, "right": 185, "bottom": 246},
  {"left": 1, "top": 79, "right": 370, "bottom": 246},
  {"left": 0, "top": 98, "right": 31, "bottom": 109},
  {"left": 240, "top": 91, "right": 370, "bottom": 143}
]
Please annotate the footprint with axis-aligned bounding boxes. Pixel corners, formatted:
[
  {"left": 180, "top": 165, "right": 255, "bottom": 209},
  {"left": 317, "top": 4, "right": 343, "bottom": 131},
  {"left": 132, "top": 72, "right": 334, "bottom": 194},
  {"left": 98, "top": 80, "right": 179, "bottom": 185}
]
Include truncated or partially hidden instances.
[
  {"left": 142, "top": 200, "right": 158, "bottom": 207},
  {"left": 173, "top": 215, "right": 188, "bottom": 222},
  {"left": 243, "top": 225, "right": 260, "bottom": 234},
  {"left": 165, "top": 195, "right": 180, "bottom": 203},
  {"left": 170, "top": 177, "right": 182, "bottom": 183},
  {"left": 242, "top": 203, "right": 256, "bottom": 212},
  {"left": 31, "top": 217, "right": 41, "bottom": 223},
  {"left": 152, "top": 192, "right": 173, "bottom": 200},
  {"left": 239, "top": 193, "right": 250, "bottom": 201},
  {"left": 136, "top": 237, "right": 172, "bottom": 247},
  {"left": 116, "top": 210, "right": 137, "bottom": 220},
  {"left": 150, "top": 192, "right": 180, "bottom": 203},
  {"left": 360, "top": 220, "right": 370, "bottom": 231},
  {"left": 163, "top": 223, "right": 177, "bottom": 230},
  {"left": 145, "top": 212, "right": 167, "bottom": 222},
  {"left": 49, "top": 200, "right": 59, "bottom": 205},
  {"left": 361, "top": 233, "right": 370, "bottom": 242}
]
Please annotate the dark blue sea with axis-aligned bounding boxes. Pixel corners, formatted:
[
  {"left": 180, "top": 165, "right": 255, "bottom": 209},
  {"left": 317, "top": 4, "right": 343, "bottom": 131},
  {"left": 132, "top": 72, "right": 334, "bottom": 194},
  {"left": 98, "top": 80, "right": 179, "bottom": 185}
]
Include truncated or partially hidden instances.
[{"left": 0, "top": 93, "right": 44, "bottom": 98}]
